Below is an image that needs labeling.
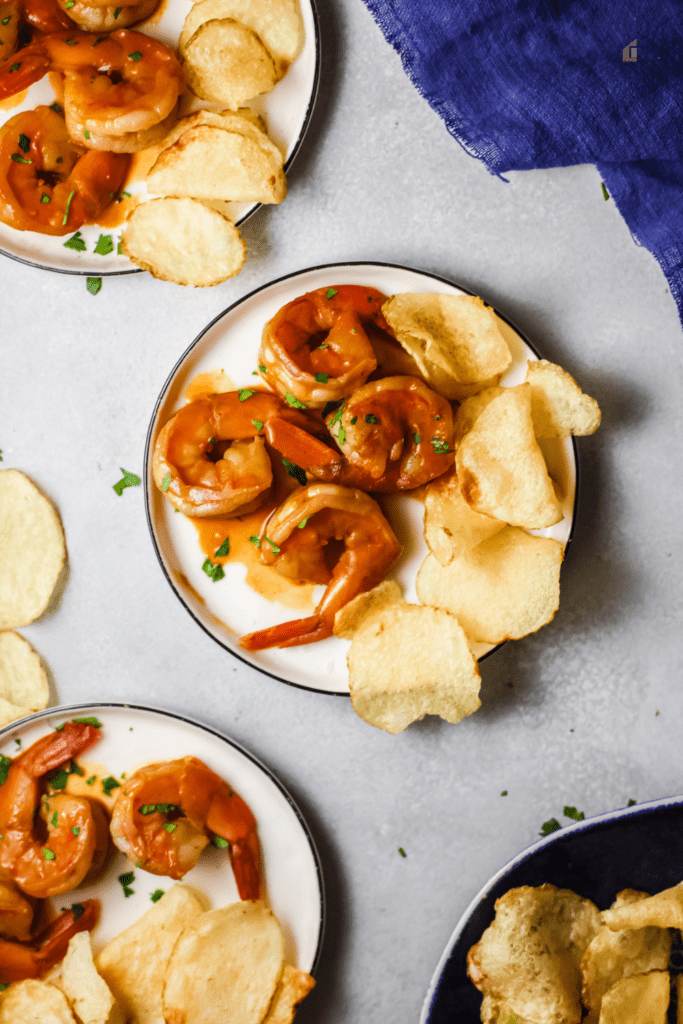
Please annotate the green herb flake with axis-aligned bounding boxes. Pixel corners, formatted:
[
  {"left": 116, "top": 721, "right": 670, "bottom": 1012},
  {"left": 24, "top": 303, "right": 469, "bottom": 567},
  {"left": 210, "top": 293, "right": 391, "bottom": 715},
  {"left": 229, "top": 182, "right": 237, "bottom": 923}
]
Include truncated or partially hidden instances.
[
  {"left": 162, "top": 822, "right": 177, "bottom": 833},
  {"left": 282, "top": 458, "right": 307, "bottom": 486},
  {"left": 214, "top": 536, "right": 230, "bottom": 558},
  {"left": 71, "top": 902, "right": 84, "bottom": 920},
  {"left": 315, "top": 372, "right": 329, "bottom": 384},
  {"left": 338, "top": 425, "right": 346, "bottom": 445},
  {"left": 128, "top": 49, "right": 142, "bottom": 60},
  {"left": 317, "top": 343, "right": 329, "bottom": 349},
  {"left": 0, "top": 755, "right": 11, "bottom": 787},
  {"left": 285, "top": 392, "right": 307, "bottom": 409},
  {"left": 102, "top": 776, "right": 121, "bottom": 796},
  {"left": 413, "top": 433, "right": 421, "bottom": 445},
  {"left": 212, "top": 835, "right": 229, "bottom": 848},
  {"left": 0, "top": 985, "right": 7, "bottom": 993},
  {"left": 501, "top": 790, "right": 508, "bottom": 796},
  {"left": 540, "top": 817, "right": 561, "bottom": 836},
  {"left": 1, "top": 14, "right": 10, "bottom": 22},
  {"left": 325, "top": 288, "right": 338, "bottom": 299},
  {"left": 51, "top": 811, "right": 58, "bottom": 826},
  {"left": 298, "top": 518, "right": 308, "bottom": 529},
  {"left": 365, "top": 414, "right": 377, "bottom": 424},
  {"left": 264, "top": 537, "right": 280, "bottom": 554},
  {"left": 62, "top": 189, "right": 75, "bottom": 225},
  {"left": 564, "top": 805, "right": 585, "bottom": 822},
  {"left": 249, "top": 535, "right": 261, "bottom": 548},
  {"left": 9, "top": 62, "right": 20, "bottom": 71},
  {"left": 10, "top": 153, "right": 32, "bottom": 164},
  {"left": 258, "top": 364, "right": 267, "bottom": 373},
  {"left": 238, "top": 388, "right": 254, "bottom": 402},
  {"left": 202, "top": 558, "right": 225, "bottom": 582},
  {"left": 252, "top": 419, "right": 264, "bottom": 431},
  {"left": 49, "top": 769, "right": 69, "bottom": 790},
  {"left": 65, "top": 2, "right": 75, "bottom": 8},
  {"left": 14, "top": 739, "right": 20, "bottom": 748},
  {"left": 86, "top": 775, "right": 97, "bottom": 786},
  {"left": 161, "top": 472, "right": 171, "bottom": 492},
  {"left": 73, "top": 716, "right": 102, "bottom": 727},
  {"left": 94, "top": 233, "right": 113, "bottom": 255},
  {"left": 113, "top": 468, "right": 140, "bottom": 495},
  {"left": 64, "top": 36, "right": 77, "bottom": 44},
  {"left": 118, "top": 871, "right": 135, "bottom": 887},
  {"left": 123, "top": 885, "right": 134, "bottom": 897},
  {"left": 71, "top": 825, "right": 80, "bottom": 836},
  {"left": 50, "top": 101, "right": 63, "bottom": 112},
  {"left": 398, "top": 847, "right": 407, "bottom": 857},
  {"left": 40, "top": 193, "right": 50, "bottom": 203},
  {"left": 601, "top": 182, "right": 609, "bottom": 200},
  {"left": 43, "top": 848, "right": 56, "bottom": 861},
  {"left": 433, "top": 414, "right": 441, "bottom": 421},
  {"left": 63, "top": 231, "right": 86, "bottom": 251},
  {"left": 84, "top": 128, "right": 90, "bottom": 139},
  {"left": 69, "top": 760, "right": 84, "bottom": 776},
  {"left": 627, "top": 798, "right": 637, "bottom": 806},
  {"left": 17, "top": 133, "right": 30, "bottom": 153},
  {"left": 87, "top": 277, "right": 102, "bottom": 295},
  {"left": 350, "top": 416, "right": 357, "bottom": 424},
  {"left": 430, "top": 437, "right": 453, "bottom": 455},
  {"left": 328, "top": 402, "right": 344, "bottom": 426},
  {"left": 151, "top": 889, "right": 165, "bottom": 903},
  {"left": 56, "top": 157, "right": 62, "bottom": 163}
]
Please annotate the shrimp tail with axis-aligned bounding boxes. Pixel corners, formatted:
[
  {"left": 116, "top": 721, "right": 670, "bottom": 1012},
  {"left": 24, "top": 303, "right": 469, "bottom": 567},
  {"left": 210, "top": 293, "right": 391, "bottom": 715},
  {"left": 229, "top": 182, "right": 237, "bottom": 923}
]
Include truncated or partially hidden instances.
[
  {"left": 21, "top": 0, "right": 73, "bottom": 33},
  {"left": 0, "top": 46, "right": 50, "bottom": 100},
  {"left": 229, "top": 830, "right": 262, "bottom": 902},
  {"left": 20, "top": 721, "right": 101, "bottom": 778},
  {"left": 0, "top": 900, "right": 99, "bottom": 984},
  {"left": 265, "top": 418, "right": 342, "bottom": 471},
  {"left": 240, "top": 614, "right": 331, "bottom": 651}
]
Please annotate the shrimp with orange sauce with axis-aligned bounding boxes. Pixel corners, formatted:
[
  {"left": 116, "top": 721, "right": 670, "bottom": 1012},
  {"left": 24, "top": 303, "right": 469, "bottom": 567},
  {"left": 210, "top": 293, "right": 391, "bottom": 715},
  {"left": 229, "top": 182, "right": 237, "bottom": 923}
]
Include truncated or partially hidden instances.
[
  {"left": 0, "top": 29, "right": 183, "bottom": 152},
  {"left": 109, "top": 757, "right": 262, "bottom": 901},
  {"left": 240, "top": 482, "right": 402, "bottom": 649},
  {"left": 153, "top": 388, "right": 342, "bottom": 517},
  {"left": 0, "top": 898, "right": 99, "bottom": 985},
  {"left": 0, "top": 721, "right": 102, "bottom": 899},
  {"left": 55, "top": 0, "right": 159, "bottom": 33},
  {"left": 257, "top": 285, "right": 389, "bottom": 409},
  {"left": 0, "top": 105, "right": 129, "bottom": 234}
]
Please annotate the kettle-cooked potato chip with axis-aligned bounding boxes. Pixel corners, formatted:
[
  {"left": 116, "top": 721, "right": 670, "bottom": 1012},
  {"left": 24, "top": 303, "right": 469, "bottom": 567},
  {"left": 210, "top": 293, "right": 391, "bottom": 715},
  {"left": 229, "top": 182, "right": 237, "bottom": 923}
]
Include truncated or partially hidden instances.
[
  {"left": 0, "top": 469, "right": 66, "bottom": 630},
  {"left": 0, "top": 979, "right": 76, "bottom": 1024},
  {"left": 416, "top": 528, "right": 564, "bottom": 645},
  {"left": 332, "top": 579, "right": 403, "bottom": 640},
  {"left": 525, "top": 360, "right": 601, "bottom": 438},
  {"left": 480, "top": 994, "right": 537, "bottom": 1023},
  {"left": 597, "top": 971, "right": 669, "bottom": 1023},
  {"left": 261, "top": 965, "right": 315, "bottom": 1024},
  {"left": 0, "top": 630, "right": 50, "bottom": 728},
  {"left": 182, "top": 19, "right": 277, "bottom": 107},
  {"left": 602, "top": 881, "right": 683, "bottom": 932},
  {"left": 455, "top": 384, "right": 563, "bottom": 528},
  {"left": 423, "top": 468, "right": 505, "bottom": 566},
  {"left": 61, "top": 932, "right": 123, "bottom": 1024}
]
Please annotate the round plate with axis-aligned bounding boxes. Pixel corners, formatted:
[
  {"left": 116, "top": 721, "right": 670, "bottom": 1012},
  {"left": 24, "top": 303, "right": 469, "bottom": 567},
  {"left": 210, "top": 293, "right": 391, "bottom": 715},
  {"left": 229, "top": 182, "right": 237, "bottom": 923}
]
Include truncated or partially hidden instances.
[
  {"left": 0, "top": 702, "right": 324, "bottom": 971},
  {"left": 421, "top": 796, "right": 683, "bottom": 1023},
  {"left": 0, "top": 0, "right": 320, "bottom": 275},
  {"left": 144, "top": 261, "right": 578, "bottom": 696}
]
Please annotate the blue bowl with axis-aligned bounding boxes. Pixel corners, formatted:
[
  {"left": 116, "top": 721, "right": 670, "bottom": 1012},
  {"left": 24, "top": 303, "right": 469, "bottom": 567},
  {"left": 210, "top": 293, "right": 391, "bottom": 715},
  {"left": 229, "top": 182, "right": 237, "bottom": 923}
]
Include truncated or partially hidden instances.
[{"left": 422, "top": 796, "right": 683, "bottom": 1023}]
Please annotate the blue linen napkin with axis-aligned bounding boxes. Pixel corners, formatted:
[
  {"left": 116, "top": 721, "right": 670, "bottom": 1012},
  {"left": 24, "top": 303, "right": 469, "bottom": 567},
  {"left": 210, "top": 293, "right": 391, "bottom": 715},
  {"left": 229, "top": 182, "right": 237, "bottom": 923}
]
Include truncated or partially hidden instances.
[{"left": 360, "top": 0, "right": 683, "bottom": 325}]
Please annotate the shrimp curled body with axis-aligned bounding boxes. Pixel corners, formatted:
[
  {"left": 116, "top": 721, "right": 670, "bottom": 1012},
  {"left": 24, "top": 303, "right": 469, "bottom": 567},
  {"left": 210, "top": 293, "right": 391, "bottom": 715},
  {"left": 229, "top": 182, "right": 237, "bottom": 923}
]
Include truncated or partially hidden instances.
[
  {"left": 0, "top": 30, "right": 183, "bottom": 152},
  {"left": 0, "top": 106, "right": 129, "bottom": 234},
  {"left": 257, "top": 285, "right": 388, "bottom": 410},
  {"left": 0, "top": 899, "right": 99, "bottom": 985},
  {"left": 109, "top": 757, "right": 262, "bottom": 901},
  {"left": 56, "top": 0, "right": 159, "bottom": 33},
  {"left": 153, "top": 389, "right": 341, "bottom": 517},
  {"left": 240, "top": 482, "right": 402, "bottom": 650}
]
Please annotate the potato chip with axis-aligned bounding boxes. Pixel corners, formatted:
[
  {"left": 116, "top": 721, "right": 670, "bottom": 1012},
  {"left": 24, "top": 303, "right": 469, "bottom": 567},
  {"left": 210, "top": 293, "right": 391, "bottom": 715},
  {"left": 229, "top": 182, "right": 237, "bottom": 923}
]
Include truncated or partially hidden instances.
[
  {"left": 61, "top": 932, "right": 123, "bottom": 1024},
  {"left": 162, "top": 901, "right": 284, "bottom": 1024},
  {"left": 602, "top": 881, "right": 683, "bottom": 931},
  {"left": 597, "top": 972, "right": 669, "bottom": 1023},
  {"left": 95, "top": 883, "right": 206, "bottom": 1024},
  {"left": 260, "top": 965, "right": 315, "bottom": 1024},
  {"left": 120, "top": 198, "right": 246, "bottom": 287},
  {"left": 333, "top": 579, "right": 403, "bottom": 640},
  {"left": 381, "top": 293, "right": 511, "bottom": 401},
  {"left": 0, "top": 979, "right": 76, "bottom": 1024},
  {"left": 0, "top": 630, "right": 50, "bottom": 728},
  {"left": 676, "top": 974, "right": 683, "bottom": 1024},
  {"left": 525, "top": 360, "right": 601, "bottom": 438},
  {"left": 344, "top": 599, "right": 481, "bottom": 734},
  {"left": 423, "top": 468, "right": 505, "bottom": 566},
  {"left": 455, "top": 385, "right": 563, "bottom": 528},
  {"left": 581, "top": 890, "right": 671, "bottom": 1022},
  {"left": 154, "top": 108, "right": 282, "bottom": 168},
  {"left": 416, "top": 528, "right": 563, "bottom": 644},
  {"left": 182, "top": 19, "right": 277, "bottom": 108},
  {"left": 0, "top": 469, "right": 66, "bottom": 630},
  {"left": 180, "top": 0, "right": 303, "bottom": 78},
  {"left": 147, "top": 124, "right": 286, "bottom": 204},
  {"left": 467, "top": 885, "right": 601, "bottom": 1024},
  {"left": 480, "top": 994, "right": 537, "bottom": 1024}
]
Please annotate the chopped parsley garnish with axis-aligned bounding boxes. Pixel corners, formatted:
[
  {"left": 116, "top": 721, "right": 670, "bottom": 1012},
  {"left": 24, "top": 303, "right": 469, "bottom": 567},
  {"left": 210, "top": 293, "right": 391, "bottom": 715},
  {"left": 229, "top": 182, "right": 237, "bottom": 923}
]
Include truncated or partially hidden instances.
[
  {"left": 0, "top": 985, "right": 7, "bottom": 992},
  {"left": 43, "top": 848, "right": 55, "bottom": 860},
  {"left": 163, "top": 822, "right": 177, "bottom": 833},
  {"left": 92, "top": 35, "right": 105, "bottom": 44},
  {"left": 264, "top": 537, "right": 280, "bottom": 554},
  {"left": 328, "top": 402, "right": 345, "bottom": 426},
  {"left": 9, "top": 62, "right": 20, "bottom": 71},
  {"left": 282, "top": 458, "right": 307, "bottom": 486},
  {"left": 86, "top": 776, "right": 97, "bottom": 786},
  {"left": 258, "top": 364, "right": 267, "bottom": 372},
  {"left": 64, "top": 36, "right": 77, "bottom": 44},
  {"left": 113, "top": 468, "right": 140, "bottom": 495},
  {"left": 139, "top": 803, "right": 180, "bottom": 815},
  {"left": 564, "top": 805, "right": 584, "bottom": 821},
  {"left": 123, "top": 885, "right": 134, "bottom": 897},
  {"left": 62, "top": 189, "right": 75, "bottom": 225},
  {"left": 41, "top": 193, "right": 50, "bottom": 203},
  {"left": 285, "top": 392, "right": 307, "bottom": 409},
  {"left": 238, "top": 388, "right": 254, "bottom": 401},
  {"left": 317, "top": 343, "right": 329, "bottom": 349},
  {"left": 102, "top": 776, "right": 121, "bottom": 796},
  {"left": 65, "top": 2, "right": 75, "bottom": 7},
  {"left": 315, "top": 372, "right": 329, "bottom": 384},
  {"left": 540, "top": 817, "right": 561, "bottom": 836},
  {"left": 398, "top": 847, "right": 407, "bottom": 857},
  {"left": 627, "top": 798, "right": 637, "bottom": 806},
  {"left": 413, "top": 433, "right": 421, "bottom": 444},
  {"left": 63, "top": 231, "right": 86, "bottom": 251},
  {"left": 10, "top": 153, "right": 32, "bottom": 164},
  {"left": 323, "top": 398, "right": 343, "bottom": 420},
  {"left": 501, "top": 790, "right": 508, "bottom": 796},
  {"left": 338, "top": 425, "right": 346, "bottom": 445},
  {"left": 151, "top": 889, "right": 165, "bottom": 902},
  {"left": 14, "top": 739, "right": 20, "bottom": 748},
  {"left": 212, "top": 835, "right": 229, "bottom": 848},
  {"left": 0, "top": 755, "right": 11, "bottom": 786},
  {"left": 49, "top": 769, "right": 69, "bottom": 790},
  {"left": 325, "top": 288, "right": 338, "bottom": 299},
  {"left": 72, "top": 826, "right": 80, "bottom": 836},
  {"left": 601, "top": 182, "right": 609, "bottom": 200},
  {"left": 84, "top": 129, "right": 90, "bottom": 139},
  {"left": 113, "top": 6, "right": 121, "bottom": 15},
  {"left": 252, "top": 419, "right": 264, "bottom": 431},
  {"left": 1, "top": 14, "right": 11, "bottom": 22},
  {"left": 71, "top": 902, "right": 84, "bottom": 920},
  {"left": 350, "top": 416, "right": 357, "bottom": 424},
  {"left": 161, "top": 472, "right": 171, "bottom": 492},
  {"left": 430, "top": 437, "right": 453, "bottom": 455},
  {"left": 433, "top": 414, "right": 441, "bottom": 420},
  {"left": 128, "top": 49, "right": 142, "bottom": 60},
  {"left": 202, "top": 558, "right": 225, "bottom": 582},
  {"left": 94, "top": 233, "right": 113, "bottom": 255},
  {"left": 118, "top": 871, "right": 135, "bottom": 887},
  {"left": 365, "top": 414, "right": 377, "bottom": 424},
  {"left": 51, "top": 811, "right": 58, "bottom": 826},
  {"left": 298, "top": 518, "right": 308, "bottom": 529},
  {"left": 17, "top": 133, "right": 30, "bottom": 153},
  {"left": 87, "top": 277, "right": 102, "bottom": 295},
  {"left": 214, "top": 536, "right": 230, "bottom": 558},
  {"left": 249, "top": 536, "right": 261, "bottom": 548},
  {"left": 70, "top": 760, "right": 84, "bottom": 776},
  {"left": 73, "top": 716, "right": 102, "bottom": 727},
  {"left": 50, "top": 101, "right": 63, "bottom": 112}
]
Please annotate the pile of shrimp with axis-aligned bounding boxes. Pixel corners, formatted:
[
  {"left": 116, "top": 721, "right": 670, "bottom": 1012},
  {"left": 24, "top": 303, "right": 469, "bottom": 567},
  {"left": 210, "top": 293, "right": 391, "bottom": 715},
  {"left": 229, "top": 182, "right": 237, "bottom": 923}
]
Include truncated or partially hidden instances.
[
  {"left": 0, "top": 721, "right": 262, "bottom": 986},
  {"left": 0, "top": 0, "right": 182, "bottom": 234},
  {"left": 153, "top": 284, "right": 458, "bottom": 650}
]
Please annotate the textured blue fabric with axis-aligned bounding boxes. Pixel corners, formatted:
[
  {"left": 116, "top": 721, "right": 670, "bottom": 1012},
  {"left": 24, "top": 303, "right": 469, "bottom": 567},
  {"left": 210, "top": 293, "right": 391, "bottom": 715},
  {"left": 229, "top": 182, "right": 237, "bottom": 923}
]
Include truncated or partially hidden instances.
[{"left": 361, "top": 0, "right": 683, "bottom": 324}]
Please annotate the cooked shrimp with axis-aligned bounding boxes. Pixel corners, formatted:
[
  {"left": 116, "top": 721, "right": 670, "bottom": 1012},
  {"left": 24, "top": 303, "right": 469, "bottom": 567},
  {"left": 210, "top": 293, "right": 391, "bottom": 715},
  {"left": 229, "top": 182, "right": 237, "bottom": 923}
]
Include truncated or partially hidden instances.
[
  {"left": 0, "top": 105, "right": 129, "bottom": 234},
  {"left": 109, "top": 757, "right": 262, "bottom": 901},
  {"left": 55, "top": 0, "right": 159, "bottom": 33},
  {"left": 306, "top": 376, "right": 455, "bottom": 492},
  {"left": 0, "top": 30, "right": 183, "bottom": 153},
  {"left": 258, "top": 285, "right": 390, "bottom": 410},
  {"left": 240, "top": 483, "right": 402, "bottom": 649},
  {"left": 0, "top": 899, "right": 99, "bottom": 985},
  {"left": 0, "top": 721, "right": 101, "bottom": 899},
  {"left": 0, "top": 880, "right": 33, "bottom": 941},
  {"left": 153, "top": 388, "right": 341, "bottom": 517}
]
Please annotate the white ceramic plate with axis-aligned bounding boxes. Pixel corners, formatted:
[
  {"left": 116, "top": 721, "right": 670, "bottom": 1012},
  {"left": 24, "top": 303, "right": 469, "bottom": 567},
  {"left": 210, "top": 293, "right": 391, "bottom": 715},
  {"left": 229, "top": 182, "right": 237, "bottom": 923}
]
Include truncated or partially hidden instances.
[
  {"left": 0, "top": 0, "right": 320, "bottom": 275},
  {"left": 0, "top": 702, "right": 324, "bottom": 969},
  {"left": 144, "top": 262, "right": 578, "bottom": 696}
]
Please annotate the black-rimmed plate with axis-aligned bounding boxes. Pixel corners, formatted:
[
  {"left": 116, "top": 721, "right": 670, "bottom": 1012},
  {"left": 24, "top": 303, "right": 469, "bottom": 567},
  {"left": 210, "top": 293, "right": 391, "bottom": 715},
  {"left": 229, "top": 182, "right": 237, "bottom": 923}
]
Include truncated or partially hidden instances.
[
  {"left": 144, "top": 261, "right": 577, "bottom": 696},
  {"left": 422, "top": 796, "right": 683, "bottom": 1023},
  {"left": 0, "top": 0, "right": 320, "bottom": 275},
  {"left": 0, "top": 702, "right": 324, "bottom": 969}
]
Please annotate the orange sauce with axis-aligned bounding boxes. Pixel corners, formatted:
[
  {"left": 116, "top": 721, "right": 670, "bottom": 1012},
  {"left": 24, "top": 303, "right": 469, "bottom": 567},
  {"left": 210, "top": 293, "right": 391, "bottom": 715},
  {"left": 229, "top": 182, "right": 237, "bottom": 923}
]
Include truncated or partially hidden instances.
[
  {"left": 185, "top": 369, "right": 236, "bottom": 401},
  {"left": 62, "top": 757, "right": 118, "bottom": 813}
]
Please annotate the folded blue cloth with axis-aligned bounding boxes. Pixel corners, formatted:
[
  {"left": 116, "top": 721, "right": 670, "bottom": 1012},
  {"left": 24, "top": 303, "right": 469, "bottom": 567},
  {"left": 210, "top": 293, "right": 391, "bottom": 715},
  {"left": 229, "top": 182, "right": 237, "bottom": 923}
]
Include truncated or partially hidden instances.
[{"left": 361, "top": 0, "right": 683, "bottom": 324}]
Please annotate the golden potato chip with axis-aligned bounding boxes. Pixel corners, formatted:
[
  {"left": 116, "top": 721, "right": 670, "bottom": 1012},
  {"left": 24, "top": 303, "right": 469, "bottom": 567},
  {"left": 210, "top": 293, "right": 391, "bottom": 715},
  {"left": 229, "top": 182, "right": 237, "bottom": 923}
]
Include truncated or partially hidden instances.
[
  {"left": 453, "top": 387, "right": 505, "bottom": 445},
  {"left": 333, "top": 580, "right": 403, "bottom": 640},
  {"left": 154, "top": 108, "right": 282, "bottom": 168},
  {"left": 61, "top": 932, "right": 123, "bottom": 1024},
  {"left": 455, "top": 384, "right": 563, "bottom": 528},
  {"left": 602, "top": 881, "right": 683, "bottom": 931},
  {"left": 345, "top": 600, "right": 481, "bottom": 734},
  {"left": 0, "top": 469, "right": 66, "bottom": 630},
  {"left": 0, "top": 630, "right": 50, "bottom": 728},
  {"left": 120, "top": 198, "right": 246, "bottom": 287},
  {"left": 0, "top": 979, "right": 76, "bottom": 1024},
  {"left": 261, "top": 965, "right": 315, "bottom": 1024},
  {"left": 467, "top": 885, "right": 601, "bottom": 1024},
  {"left": 381, "top": 294, "right": 511, "bottom": 401},
  {"left": 423, "top": 468, "right": 505, "bottom": 566},
  {"left": 676, "top": 974, "right": 683, "bottom": 1024},
  {"left": 480, "top": 994, "right": 536, "bottom": 1024},
  {"left": 416, "top": 528, "right": 563, "bottom": 644},
  {"left": 182, "top": 19, "right": 277, "bottom": 108},
  {"left": 147, "top": 124, "right": 286, "bottom": 204},
  {"left": 581, "top": 890, "right": 671, "bottom": 1021},
  {"left": 181, "top": 0, "right": 303, "bottom": 78},
  {"left": 162, "top": 901, "right": 284, "bottom": 1024},
  {"left": 525, "top": 360, "right": 601, "bottom": 438},
  {"left": 598, "top": 972, "right": 669, "bottom": 1023},
  {"left": 96, "top": 884, "right": 206, "bottom": 1024}
]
